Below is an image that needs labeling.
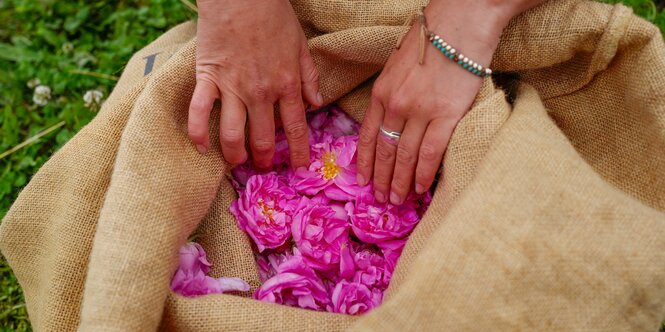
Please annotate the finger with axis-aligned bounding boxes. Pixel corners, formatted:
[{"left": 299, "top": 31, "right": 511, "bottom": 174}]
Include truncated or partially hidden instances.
[
  {"left": 248, "top": 102, "right": 276, "bottom": 170},
  {"left": 219, "top": 92, "right": 248, "bottom": 165},
  {"left": 373, "top": 104, "right": 406, "bottom": 204},
  {"left": 299, "top": 41, "right": 323, "bottom": 107},
  {"left": 279, "top": 80, "right": 310, "bottom": 169},
  {"left": 188, "top": 78, "right": 219, "bottom": 153},
  {"left": 356, "top": 96, "right": 383, "bottom": 187},
  {"left": 390, "top": 119, "right": 426, "bottom": 205},
  {"left": 415, "top": 118, "right": 456, "bottom": 194}
]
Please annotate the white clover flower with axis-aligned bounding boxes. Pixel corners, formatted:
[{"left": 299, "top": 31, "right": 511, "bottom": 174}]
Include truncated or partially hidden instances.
[
  {"left": 83, "top": 89, "right": 104, "bottom": 109},
  {"left": 27, "top": 78, "right": 41, "bottom": 89},
  {"left": 33, "top": 85, "right": 51, "bottom": 106},
  {"left": 62, "top": 42, "right": 74, "bottom": 54}
]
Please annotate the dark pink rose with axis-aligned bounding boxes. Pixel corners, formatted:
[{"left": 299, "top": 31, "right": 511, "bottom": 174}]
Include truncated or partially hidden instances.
[
  {"left": 292, "top": 197, "right": 350, "bottom": 271},
  {"left": 290, "top": 134, "right": 370, "bottom": 201},
  {"left": 329, "top": 280, "right": 382, "bottom": 315},
  {"left": 346, "top": 193, "right": 420, "bottom": 244},
  {"left": 254, "top": 256, "right": 330, "bottom": 310},
  {"left": 230, "top": 173, "right": 298, "bottom": 252}
]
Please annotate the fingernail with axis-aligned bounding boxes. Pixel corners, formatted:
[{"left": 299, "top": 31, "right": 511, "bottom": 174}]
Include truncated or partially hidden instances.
[
  {"left": 316, "top": 92, "right": 324, "bottom": 105},
  {"left": 375, "top": 191, "right": 386, "bottom": 203},
  {"left": 196, "top": 144, "right": 208, "bottom": 154},
  {"left": 415, "top": 183, "right": 425, "bottom": 194},
  {"left": 390, "top": 191, "right": 402, "bottom": 205},
  {"left": 357, "top": 174, "right": 366, "bottom": 186}
]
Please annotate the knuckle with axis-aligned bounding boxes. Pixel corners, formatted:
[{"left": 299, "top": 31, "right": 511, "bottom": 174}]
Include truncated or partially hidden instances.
[
  {"left": 373, "top": 173, "right": 390, "bottom": 187},
  {"left": 284, "top": 121, "right": 308, "bottom": 141},
  {"left": 419, "top": 144, "right": 439, "bottom": 162},
  {"left": 416, "top": 168, "right": 432, "bottom": 183},
  {"left": 358, "top": 128, "right": 375, "bottom": 146},
  {"left": 189, "top": 99, "right": 210, "bottom": 113},
  {"left": 222, "top": 151, "right": 244, "bottom": 165},
  {"left": 386, "top": 95, "right": 406, "bottom": 117},
  {"left": 220, "top": 128, "right": 244, "bottom": 145},
  {"left": 249, "top": 82, "right": 271, "bottom": 102},
  {"left": 391, "top": 178, "right": 409, "bottom": 194},
  {"left": 396, "top": 144, "right": 415, "bottom": 166},
  {"left": 188, "top": 129, "right": 206, "bottom": 143},
  {"left": 251, "top": 138, "right": 274, "bottom": 154},
  {"left": 356, "top": 153, "right": 370, "bottom": 169},
  {"left": 371, "top": 79, "right": 385, "bottom": 97},
  {"left": 289, "top": 148, "right": 309, "bottom": 163},
  {"left": 280, "top": 75, "right": 300, "bottom": 96},
  {"left": 303, "top": 66, "right": 319, "bottom": 83},
  {"left": 375, "top": 144, "right": 394, "bottom": 162}
]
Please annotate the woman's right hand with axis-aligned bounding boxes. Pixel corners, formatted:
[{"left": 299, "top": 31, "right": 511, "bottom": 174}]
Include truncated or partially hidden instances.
[{"left": 189, "top": 0, "right": 322, "bottom": 169}]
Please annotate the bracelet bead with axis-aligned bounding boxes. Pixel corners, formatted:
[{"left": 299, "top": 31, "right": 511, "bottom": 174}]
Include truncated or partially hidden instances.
[{"left": 426, "top": 31, "right": 492, "bottom": 78}]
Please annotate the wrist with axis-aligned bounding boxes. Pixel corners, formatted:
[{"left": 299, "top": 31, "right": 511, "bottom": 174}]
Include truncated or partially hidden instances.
[{"left": 422, "top": 0, "right": 517, "bottom": 67}]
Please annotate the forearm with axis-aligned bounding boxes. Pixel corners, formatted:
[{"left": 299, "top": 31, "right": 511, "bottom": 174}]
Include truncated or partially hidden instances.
[{"left": 419, "top": 0, "right": 547, "bottom": 72}]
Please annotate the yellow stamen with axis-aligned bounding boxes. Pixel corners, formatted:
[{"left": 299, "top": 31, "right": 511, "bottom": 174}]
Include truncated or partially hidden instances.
[
  {"left": 258, "top": 200, "right": 275, "bottom": 224},
  {"left": 320, "top": 151, "right": 341, "bottom": 180}
]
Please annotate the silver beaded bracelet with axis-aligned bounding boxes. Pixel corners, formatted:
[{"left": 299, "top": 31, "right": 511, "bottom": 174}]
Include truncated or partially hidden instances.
[
  {"left": 396, "top": 11, "right": 493, "bottom": 79},
  {"left": 428, "top": 32, "right": 492, "bottom": 78}
]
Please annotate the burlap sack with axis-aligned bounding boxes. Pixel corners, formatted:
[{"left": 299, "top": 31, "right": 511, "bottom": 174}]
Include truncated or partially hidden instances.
[{"left": 1, "top": 0, "right": 664, "bottom": 330}]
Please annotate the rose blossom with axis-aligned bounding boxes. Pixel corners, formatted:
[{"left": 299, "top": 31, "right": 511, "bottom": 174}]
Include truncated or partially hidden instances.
[
  {"left": 340, "top": 242, "right": 393, "bottom": 290},
  {"left": 171, "top": 243, "right": 250, "bottom": 297},
  {"left": 377, "top": 239, "right": 407, "bottom": 274},
  {"left": 291, "top": 197, "right": 350, "bottom": 271},
  {"left": 256, "top": 247, "right": 300, "bottom": 282},
  {"left": 230, "top": 173, "right": 298, "bottom": 252},
  {"left": 346, "top": 193, "right": 420, "bottom": 244},
  {"left": 255, "top": 256, "right": 330, "bottom": 310},
  {"left": 290, "top": 134, "right": 369, "bottom": 201},
  {"left": 329, "top": 280, "right": 382, "bottom": 315}
]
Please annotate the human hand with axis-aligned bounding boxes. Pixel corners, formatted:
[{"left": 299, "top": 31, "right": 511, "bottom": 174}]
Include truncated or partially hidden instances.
[
  {"left": 356, "top": 1, "right": 518, "bottom": 205},
  {"left": 188, "top": 0, "right": 323, "bottom": 169}
]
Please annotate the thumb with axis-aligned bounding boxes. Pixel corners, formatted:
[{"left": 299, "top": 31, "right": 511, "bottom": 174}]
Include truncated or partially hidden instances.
[
  {"left": 299, "top": 40, "right": 323, "bottom": 108},
  {"left": 188, "top": 76, "right": 219, "bottom": 154}
]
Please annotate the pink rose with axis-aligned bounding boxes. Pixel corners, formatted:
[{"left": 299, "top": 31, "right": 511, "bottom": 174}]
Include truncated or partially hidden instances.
[
  {"left": 176, "top": 242, "right": 212, "bottom": 273},
  {"left": 254, "top": 256, "right": 330, "bottom": 310},
  {"left": 291, "top": 197, "right": 350, "bottom": 271},
  {"left": 377, "top": 239, "right": 407, "bottom": 275},
  {"left": 171, "top": 243, "right": 250, "bottom": 297},
  {"left": 290, "top": 134, "right": 369, "bottom": 201},
  {"left": 230, "top": 173, "right": 298, "bottom": 252},
  {"left": 256, "top": 247, "right": 300, "bottom": 282},
  {"left": 329, "top": 280, "right": 382, "bottom": 315},
  {"left": 346, "top": 193, "right": 420, "bottom": 244},
  {"left": 340, "top": 242, "right": 393, "bottom": 290}
]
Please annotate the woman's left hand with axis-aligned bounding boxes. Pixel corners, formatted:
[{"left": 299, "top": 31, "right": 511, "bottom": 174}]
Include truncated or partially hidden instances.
[{"left": 356, "top": 0, "right": 521, "bottom": 205}]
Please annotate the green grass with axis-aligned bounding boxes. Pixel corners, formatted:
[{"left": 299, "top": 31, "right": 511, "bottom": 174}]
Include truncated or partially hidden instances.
[
  {"left": 0, "top": 1, "right": 663, "bottom": 331},
  {"left": 0, "top": 1, "right": 194, "bottom": 330}
]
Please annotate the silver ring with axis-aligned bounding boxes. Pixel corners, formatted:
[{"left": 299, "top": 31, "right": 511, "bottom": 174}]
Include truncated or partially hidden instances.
[{"left": 379, "top": 125, "right": 402, "bottom": 145}]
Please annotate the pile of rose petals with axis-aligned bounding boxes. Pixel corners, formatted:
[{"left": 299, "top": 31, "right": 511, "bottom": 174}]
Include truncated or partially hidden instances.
[
  {"left": 171, "top": 106, "right": 431, "bottom": 316},
  {"left": 230, "top": 106, "right": 431, "bottom": 315}
]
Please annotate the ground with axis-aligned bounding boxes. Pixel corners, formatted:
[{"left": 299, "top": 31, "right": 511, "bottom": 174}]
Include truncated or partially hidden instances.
[{"left": 0, "top": 0, "right": 663, "bottom": 331}]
